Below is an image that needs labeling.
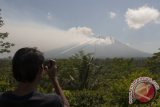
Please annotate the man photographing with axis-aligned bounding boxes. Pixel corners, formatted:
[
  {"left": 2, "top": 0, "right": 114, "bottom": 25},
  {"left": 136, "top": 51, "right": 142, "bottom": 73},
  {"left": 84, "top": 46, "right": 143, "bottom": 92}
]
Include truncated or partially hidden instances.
[{"left": 0, "top": 47, "right": 69, "bottom": 107}]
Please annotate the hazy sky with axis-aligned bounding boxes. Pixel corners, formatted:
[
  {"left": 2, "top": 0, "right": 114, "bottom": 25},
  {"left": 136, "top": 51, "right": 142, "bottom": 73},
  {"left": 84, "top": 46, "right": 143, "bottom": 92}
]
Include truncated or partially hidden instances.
[{"left": 0, "top": 0, "right": 160, "bottom": 57}]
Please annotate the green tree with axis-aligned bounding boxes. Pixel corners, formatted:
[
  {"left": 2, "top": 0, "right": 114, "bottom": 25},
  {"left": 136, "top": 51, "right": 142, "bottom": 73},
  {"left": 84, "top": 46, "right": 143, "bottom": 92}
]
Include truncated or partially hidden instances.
[
  {"left": 78, "top": 53, "right": 92, "bottom": 89},
  {"left": 69, "top": 51, "right": 93, "bottom": 89},
  {"left": 57, "top": 51, "right": 94, "bottom": 90},
  {"left": 147, "top": 49, "right": 160, "bottom": 73},
  {"left": 0, "top": 9, "right": 14, "bottom": 53}
]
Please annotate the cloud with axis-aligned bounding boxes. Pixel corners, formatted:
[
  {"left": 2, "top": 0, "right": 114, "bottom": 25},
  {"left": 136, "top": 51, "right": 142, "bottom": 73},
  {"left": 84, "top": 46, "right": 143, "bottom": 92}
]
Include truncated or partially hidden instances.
[
  {"left": 1, "top": 21, "right": 114, "bottom": 57},
  {"left": 47, "top": 12, "right": 53, "bottom": 20},
  {"left": 125, "top": 6, "right": 160, "bottom": 29},
  {"left": 68, "top": 27, "right": 94, "bottom": 36},
  {"left": 109, "top": 12, "right": 116, "bottom": 19}
]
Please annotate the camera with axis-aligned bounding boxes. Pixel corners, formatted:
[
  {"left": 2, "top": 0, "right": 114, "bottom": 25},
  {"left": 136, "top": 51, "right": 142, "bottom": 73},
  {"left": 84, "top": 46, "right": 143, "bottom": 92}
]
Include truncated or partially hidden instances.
[
  {"left": 43, "top": 60, "right": 51, "bottom": 68},
  {"left": 43, "top": 59, "right": 55, "bottom": 69}
]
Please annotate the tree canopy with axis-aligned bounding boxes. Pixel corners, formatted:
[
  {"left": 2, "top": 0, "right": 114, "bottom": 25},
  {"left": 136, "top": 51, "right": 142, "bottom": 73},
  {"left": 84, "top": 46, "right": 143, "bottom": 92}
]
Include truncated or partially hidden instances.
[{"left": 0, "top": 9, "right": 14, "bottom": 53}]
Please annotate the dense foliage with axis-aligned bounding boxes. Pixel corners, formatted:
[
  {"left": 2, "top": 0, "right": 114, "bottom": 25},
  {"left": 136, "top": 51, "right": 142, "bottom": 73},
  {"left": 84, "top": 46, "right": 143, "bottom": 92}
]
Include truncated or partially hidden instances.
[{"left": 1, "top": 51, "right": 160, "bottom": 107}]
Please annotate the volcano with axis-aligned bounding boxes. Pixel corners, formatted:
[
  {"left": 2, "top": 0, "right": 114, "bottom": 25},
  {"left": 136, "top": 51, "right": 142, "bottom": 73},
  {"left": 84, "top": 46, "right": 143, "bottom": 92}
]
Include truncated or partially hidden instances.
[{"left": 45, "top": 36, "right": 151, "bottom": 59}]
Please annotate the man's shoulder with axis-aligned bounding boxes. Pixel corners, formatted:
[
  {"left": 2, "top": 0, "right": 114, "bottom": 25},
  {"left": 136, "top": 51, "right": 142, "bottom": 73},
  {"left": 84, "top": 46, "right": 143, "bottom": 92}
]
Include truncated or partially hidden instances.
[
  {"left": 0, "top": 91, "right": 64, "bottom": 107},
  {"left": 0, "top": 91, "right": 11, "bottom": 100},
  {"left": 31, "top": 92, "right": 64, "bottom": 107},
  {"left": 33, "top": 92, "right": 63, "bottom": 102},
  {"left": 0, "top": 92, "right": 3, "bottom": 100},
  {"left": 0, "top": 91, "right": 60, "bottom": 99}
]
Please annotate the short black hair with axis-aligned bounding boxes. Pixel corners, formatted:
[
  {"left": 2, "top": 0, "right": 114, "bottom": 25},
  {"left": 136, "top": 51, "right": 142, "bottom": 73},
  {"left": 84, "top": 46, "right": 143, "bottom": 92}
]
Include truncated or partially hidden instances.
[{"left": 12, "top": 47, "right": 44, "bottom": 83}]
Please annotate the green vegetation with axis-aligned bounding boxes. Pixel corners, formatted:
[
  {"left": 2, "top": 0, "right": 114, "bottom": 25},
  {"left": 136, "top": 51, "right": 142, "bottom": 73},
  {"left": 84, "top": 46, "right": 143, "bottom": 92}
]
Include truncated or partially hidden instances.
[
  {"left": 1, "top": 7, "right": 160, "bottom": 107},
  {"left": 1, "top": 50, "right": 160, "bottom": 107}
]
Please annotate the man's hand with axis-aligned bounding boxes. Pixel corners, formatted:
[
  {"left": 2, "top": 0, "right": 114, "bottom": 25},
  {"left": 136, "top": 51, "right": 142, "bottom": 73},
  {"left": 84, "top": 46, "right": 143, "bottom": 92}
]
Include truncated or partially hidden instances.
[
  {"left": 45, "top": 59, "right": 58, "bottom": 81},
  {"left": 44, "top": 59, "right": 70, "bottom": 107}
]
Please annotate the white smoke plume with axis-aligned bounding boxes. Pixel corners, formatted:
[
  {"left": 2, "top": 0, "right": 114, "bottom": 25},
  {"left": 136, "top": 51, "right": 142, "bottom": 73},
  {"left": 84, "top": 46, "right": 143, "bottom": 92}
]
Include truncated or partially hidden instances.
[
  {"left": 68, "top": 27, "right": 94, "bottom": 36},
  {"left": 1, "top": 21, "right": 114, "bottom": 57}
]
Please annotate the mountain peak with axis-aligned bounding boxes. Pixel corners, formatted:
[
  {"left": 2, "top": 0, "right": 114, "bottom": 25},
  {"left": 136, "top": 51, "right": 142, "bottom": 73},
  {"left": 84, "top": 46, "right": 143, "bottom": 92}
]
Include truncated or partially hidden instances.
[{"left": 45, "top": 36, "right": 151, "bottom": 59}]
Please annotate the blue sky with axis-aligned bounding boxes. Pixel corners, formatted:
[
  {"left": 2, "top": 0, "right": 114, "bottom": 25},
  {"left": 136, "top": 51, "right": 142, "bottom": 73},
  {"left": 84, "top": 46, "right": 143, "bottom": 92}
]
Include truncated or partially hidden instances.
[{"left": 0, "top": 0, "right": 160, "bottom": 54}]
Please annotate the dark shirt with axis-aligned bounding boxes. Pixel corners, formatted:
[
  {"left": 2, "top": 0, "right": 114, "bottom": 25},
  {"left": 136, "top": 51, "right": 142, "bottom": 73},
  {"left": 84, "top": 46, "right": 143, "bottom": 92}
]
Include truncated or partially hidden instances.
[{"left": 0, "top": 91, "right": 64, "bottom": 107}]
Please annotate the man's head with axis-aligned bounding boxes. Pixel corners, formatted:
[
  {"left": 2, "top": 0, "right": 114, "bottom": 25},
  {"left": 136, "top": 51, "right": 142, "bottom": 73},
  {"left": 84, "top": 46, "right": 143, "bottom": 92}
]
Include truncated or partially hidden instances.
[{"left": 12, "top": 47, "right": 45, "bottom": 83}]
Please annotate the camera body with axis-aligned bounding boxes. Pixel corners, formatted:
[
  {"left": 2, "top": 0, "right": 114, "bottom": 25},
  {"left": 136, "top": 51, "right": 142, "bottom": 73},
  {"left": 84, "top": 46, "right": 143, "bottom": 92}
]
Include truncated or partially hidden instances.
[{"left": 44, "top": 60, "right": 51, "bottom": 68}]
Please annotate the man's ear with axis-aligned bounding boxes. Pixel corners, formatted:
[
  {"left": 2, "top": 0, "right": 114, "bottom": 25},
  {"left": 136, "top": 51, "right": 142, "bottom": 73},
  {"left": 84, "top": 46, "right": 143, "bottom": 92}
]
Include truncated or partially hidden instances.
[
  {"left": 38, "top": 64, "right": 44, "bottom": 75},
  {"left": 40, "top": 64, "right": 43, "bottom": 72}
]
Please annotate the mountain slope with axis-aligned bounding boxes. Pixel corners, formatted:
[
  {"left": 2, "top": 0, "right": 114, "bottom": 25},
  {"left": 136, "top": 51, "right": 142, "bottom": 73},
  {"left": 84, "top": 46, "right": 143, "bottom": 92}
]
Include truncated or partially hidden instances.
[{"left": 45, "top": 37, "right": 151, "bottom": 58}]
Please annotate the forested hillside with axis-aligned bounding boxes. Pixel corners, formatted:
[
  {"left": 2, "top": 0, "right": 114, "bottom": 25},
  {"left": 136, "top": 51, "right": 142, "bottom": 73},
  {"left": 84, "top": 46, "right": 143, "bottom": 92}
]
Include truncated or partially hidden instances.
[{"left": 1, "top": 51, "right": 160, "bottom": 107}]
